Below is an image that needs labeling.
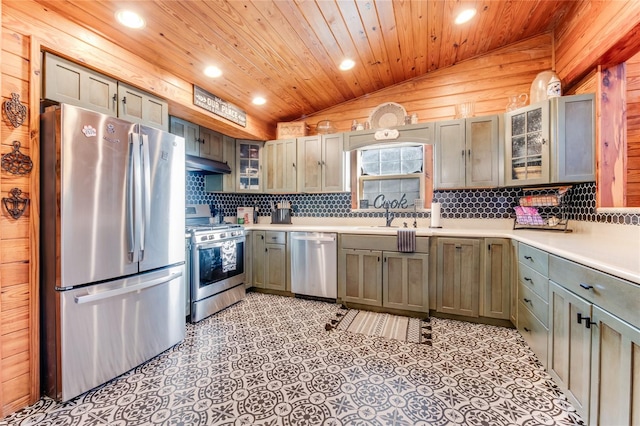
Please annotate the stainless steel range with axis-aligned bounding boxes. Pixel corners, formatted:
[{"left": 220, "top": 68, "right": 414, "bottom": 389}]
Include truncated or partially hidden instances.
[{"left": 186, "top": 204, "right": 246, "bottom": 322}]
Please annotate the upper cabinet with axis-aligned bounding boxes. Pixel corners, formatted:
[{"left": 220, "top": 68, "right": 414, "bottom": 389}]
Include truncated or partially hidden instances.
[
  {"left": 43, "top": 52, "right": 118, "bottom": 116},
  {"left": 117, "top": 82, "right": 169, "bottom": 131},
  {"left": 170, "top": 116, "right": 224, "bottom": 161},
  {"left": 237, "top": 140, "right": 264, "bottom": 192},
  {"left": 263, "top": 138, "right": 297, "bottom": 193},
  {"left": 434, "top": 115, "right": 501, "bottom": 189},
  {"left": 504, "top": 94, "right": 595, "bottom": 187},
  {"left": 297, "top": 133, "right": 348, "bottom": 192},
  {"left": 43, "top": 53, "right": 169, "bottom": 131}
]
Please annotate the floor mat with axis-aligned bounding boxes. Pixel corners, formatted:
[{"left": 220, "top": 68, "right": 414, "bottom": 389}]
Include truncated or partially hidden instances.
[{"left": 326, "top": 308, "right": 432, "bottom": 344}]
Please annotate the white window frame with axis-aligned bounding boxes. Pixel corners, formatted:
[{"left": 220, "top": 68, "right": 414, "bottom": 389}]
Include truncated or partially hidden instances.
[{"left": 355, "top": 143, "right": 428, "bottom": 211}]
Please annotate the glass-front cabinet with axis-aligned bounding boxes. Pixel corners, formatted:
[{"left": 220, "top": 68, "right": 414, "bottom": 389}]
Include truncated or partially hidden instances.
[
  {"left": 236, "top": 140, "right": 263, "bottom": 192},
  {"left": 504, "top": 94, "right": 594, "bottom": 187},
  {"left": 505, "top": 101, "right": 550, "bottom": 186}
]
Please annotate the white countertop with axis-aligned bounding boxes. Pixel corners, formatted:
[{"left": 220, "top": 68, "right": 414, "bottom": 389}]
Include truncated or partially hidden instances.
[{"left": 242, "top": 218, "right": 640, "bottom": 286}]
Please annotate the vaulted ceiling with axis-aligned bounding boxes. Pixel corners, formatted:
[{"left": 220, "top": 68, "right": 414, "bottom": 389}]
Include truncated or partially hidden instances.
[{"left": 33, "top": 0, "right": 575, "bottom": 125}]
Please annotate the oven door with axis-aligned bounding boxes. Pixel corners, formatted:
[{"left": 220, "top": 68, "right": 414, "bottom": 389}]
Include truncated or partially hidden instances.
[{"left": 192, "top": 237, "right": 245, "bottom": 302}]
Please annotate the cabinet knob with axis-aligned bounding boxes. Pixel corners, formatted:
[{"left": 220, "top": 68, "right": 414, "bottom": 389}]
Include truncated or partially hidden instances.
[
  {"left": 293, "top": 162, "right": 296, "bottom": 168},
  {"left": 318, "top": 161, "right": 322, "bottom": 166}
]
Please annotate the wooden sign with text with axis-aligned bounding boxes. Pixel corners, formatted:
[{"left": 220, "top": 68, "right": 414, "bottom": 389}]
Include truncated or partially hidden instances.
[{"left": 194, "top": 86, "right": 247, "bottom": 127}]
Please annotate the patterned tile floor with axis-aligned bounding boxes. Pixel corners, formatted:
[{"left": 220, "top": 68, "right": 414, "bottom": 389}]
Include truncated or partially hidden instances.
[{"left": 4, "top": 292, "right": 584, "bottom": 426}]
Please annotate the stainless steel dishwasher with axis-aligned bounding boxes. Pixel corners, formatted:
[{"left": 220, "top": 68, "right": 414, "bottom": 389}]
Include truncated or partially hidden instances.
[{"left": 290, "top": 232, "right": 337, "bottom": 299}]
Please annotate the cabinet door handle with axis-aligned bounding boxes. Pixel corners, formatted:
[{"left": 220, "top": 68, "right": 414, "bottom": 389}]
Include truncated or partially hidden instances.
[
  {"left": 524, "top": 255, "right": 533, "bottom": 261},
  {"left": 461, "top": 150, "right": 465, "bottom": 157},
  {"left": 523, "top": 298, "right": 531, "bottom": 304},
  {"left": 579, "top": 283, "right": 594, "bottom": 290},
  {"left": 578, "top": 313, "right": 595, "bottom": 329},
  {"left": 260, "top": 235, "right": 264, "bottom": 240},
  {"left": 523, "top": 327, "right": 531, "bottom": 332},
  {"left": 293, "top": 162, "right": 296, "bottom": 168},
  {"left": 524, "top": 277, "right": 533, "bottom": 283},
  {"left": 318, "top": 161, "right": 322, "bottom": 166},
  {"left": 542, "top": 138, "right": 547, "bottom": 144},
  {"left": 467, "top": 149, "right": 471, "bottom": 157},
  {"left": 455, "top": 245, "right": 462, "bottom": 249},
  {"left": 112, "top": 93, "right": 117, "bottom": 110},
  {"left": 122, "top": 96, "right": 127, "bottom": 115}
]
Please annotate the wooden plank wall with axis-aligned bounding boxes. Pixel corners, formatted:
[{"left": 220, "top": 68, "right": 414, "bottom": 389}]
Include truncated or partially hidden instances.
[
  {"left": 303, "top": 34, "right": 553, "bottom": 134},
  {"left": 0, "top": 26, "right": 38, "bottom": 415},
  {"left": 627, "top": 52, "right": 640, "bottom": 207},
  {"left": 2, "top": 0, "right": 273, "bottom": 141}
]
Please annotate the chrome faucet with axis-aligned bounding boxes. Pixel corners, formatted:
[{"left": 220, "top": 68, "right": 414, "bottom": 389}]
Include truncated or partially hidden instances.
[{"left": 385, "top": 204, "right": 395, "bottom": 227}]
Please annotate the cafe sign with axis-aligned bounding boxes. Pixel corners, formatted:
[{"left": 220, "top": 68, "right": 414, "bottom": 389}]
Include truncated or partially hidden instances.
[{"left": 193, "top": 85, "right": 247, "bottom": 127}]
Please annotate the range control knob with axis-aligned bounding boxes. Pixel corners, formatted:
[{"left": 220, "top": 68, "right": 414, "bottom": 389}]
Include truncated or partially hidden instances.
[
  {"left": 208, "top": 234, "right": 215, "bottom": 240},
  {"left": 200, "top": 236, "right": 208, "bottom": 242}
]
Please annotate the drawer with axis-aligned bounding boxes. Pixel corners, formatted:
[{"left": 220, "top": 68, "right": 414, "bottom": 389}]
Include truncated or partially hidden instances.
[
  {"left": 518, "top": 243, "right": 548, "bottom": 276},
  {"left": 519, "top": 281, "right": 549, "bottom": 328},
  {"left": 518, "top": 262, "right": 549, "bottom": 302},
  {"left": 517, "top": 300, "right": 548, "bottom": 367},
  {"left": 340, "top": 234, "right": 429, "bottom": 253},
  {"left": 549, "top": 255, "right": 639, "bottom": 328},
  {"left": 265, "top": 231, "right": 286, "bottom": 245}
]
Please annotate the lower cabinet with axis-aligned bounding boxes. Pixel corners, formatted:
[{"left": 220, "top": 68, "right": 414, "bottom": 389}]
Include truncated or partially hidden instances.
[
  {"left": 252, "top": 231, "right": 287, "bottom": 291},
  {"left": 435, "top": 237, "right": 511, "bottom": 321},
  {"left": 589, "top": 306, "right": 640, "bottom": 426},
  {"left": 436, "top": 238, "right": 480, "bottom": 317},
  {"left": 548, "top": 281, "right": 592, "bottom": 420},
  {"left": 338, "top": 235, "right": 429, "bottom": 313},
  {"left": 383, "top": 252, "right": 429, "bottom": 312},
  {"left": 339, "top": 249, "right": 383, "bottom": 307},
  {"left": 544, "top": 253, "right": 640, "bottom": 425}
]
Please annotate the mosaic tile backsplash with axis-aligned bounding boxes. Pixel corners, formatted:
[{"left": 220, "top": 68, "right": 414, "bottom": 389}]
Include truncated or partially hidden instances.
[{"left": 186, "top": 173, "right": 640, "bottom": 226}]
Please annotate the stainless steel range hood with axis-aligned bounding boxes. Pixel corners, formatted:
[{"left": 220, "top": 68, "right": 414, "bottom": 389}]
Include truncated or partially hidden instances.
[{"left": 185, "top": 154, "right": 231, "bottom": 174}]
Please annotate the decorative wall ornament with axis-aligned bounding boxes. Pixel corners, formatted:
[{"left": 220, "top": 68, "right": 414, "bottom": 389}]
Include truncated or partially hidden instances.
[
  {"left": 1, "top": 141, "right": 33, "bottom": 175},
  {"left": 3, "top": 92, "right": 27, "bottom": 128},
  {"left": 2, "top": 188, "right": 30, "bottom": 219},
  {"left": 374, "top": 128, "right": 400, "bottom": 141}
]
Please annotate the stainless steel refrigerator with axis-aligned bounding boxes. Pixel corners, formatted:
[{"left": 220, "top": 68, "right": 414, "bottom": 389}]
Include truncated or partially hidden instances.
[{"left": 40, "top": 104, "right": 186, "bottom": 401}]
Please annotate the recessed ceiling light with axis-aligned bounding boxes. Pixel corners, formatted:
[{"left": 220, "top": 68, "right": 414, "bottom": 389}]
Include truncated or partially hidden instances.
[
  {"left": 455, "top": 8, "right": 476, "bottom": 24},
  {"left": 252, "top": 97, "right": 266, "bottom": 105},
  {"left": 115, "top": 10, "right": 145, "bottom": 29},
  {"left": 339, "top": 59, "right": 355, "bottom": 71},
  {"left": 204, "top": 66, "right": 222, "bottom": 78}
]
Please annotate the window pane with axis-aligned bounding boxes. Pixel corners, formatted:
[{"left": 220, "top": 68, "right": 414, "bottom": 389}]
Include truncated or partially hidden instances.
[
  {"left": 401, "top": 146, "right": 423, "bottom": 160},
  {"left": 380, "top": 148, "right": 400, "bottom": 162},
  {"left": 401, "top": 160, "right": 423, "bottom": 174},
  {"left": 380, "top": 161, "right": 401, "bottom": 175}
]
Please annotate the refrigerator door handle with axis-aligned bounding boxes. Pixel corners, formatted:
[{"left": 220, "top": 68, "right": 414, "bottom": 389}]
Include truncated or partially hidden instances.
[
  {"left": 139, "top": 134, "right": 152, "bottom": 262},
  {"left": 74, "top": 271, "right": 183, "bottom": 304},
  {"left": 126, "top": 135, "right": 136, "bottom": 262}
]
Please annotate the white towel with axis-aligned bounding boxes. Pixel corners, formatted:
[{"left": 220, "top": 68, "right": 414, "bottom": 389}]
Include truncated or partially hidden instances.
[
  {"left": 397, "top": 229, "right": 416, "bottom": 253},
  {"left": 221, "top": 240, "right": 237, "bottom": 272}
]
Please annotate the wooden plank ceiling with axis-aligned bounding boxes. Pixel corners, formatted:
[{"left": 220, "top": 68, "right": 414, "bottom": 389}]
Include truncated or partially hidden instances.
[{"left": 33, "top": 0, "right": 574, "bottom": 125}]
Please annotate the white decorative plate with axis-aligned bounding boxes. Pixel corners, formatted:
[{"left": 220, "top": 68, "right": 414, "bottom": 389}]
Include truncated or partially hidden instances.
[{"left": 368, "top": 102, "right": 407, "bottom": 129}]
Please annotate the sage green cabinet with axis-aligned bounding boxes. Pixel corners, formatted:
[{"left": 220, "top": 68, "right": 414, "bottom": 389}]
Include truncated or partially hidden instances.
[
  {"left": 170, "top": 116, "right": 223, "bottom": 161},
  {"left": 117, "top": 82, "right": 169, "bottom": 131},
  {"left": 504, "top": 94, "right": 594, "bottom": 186},
  {"left": 548, "top": 281, "right": 592, "bottom": 421},
  {"left": 43, "top": 52, "right": 118, "bottom": 116},
  {"left": 338, "top": 234, "right": 430, "bottom": 311},
  {"left": 481, "top": 238, "right": 511, "bottom": 319},
  {"left": 43, "top": 53, "right": 170, "bottom": 131},
  {"left": 263, "top": 138, "right": 297, "bottom": 193},
  {"left": 434, "top": 115, "right": 501, "bottom": 189},
  {"left": 589, "top": 306, "right": 640, "bottom": 426},
  {"left": 237, "top": 140, "right": 264, "bottom": 192},
  {"left": 252, "top": 231, "right": 287, "bottom": 291},
  {"left": 436, "top": 238, "right": 480, "bottom": 317},
  {"left": 297, "top": 133, "right": 347, "bottom": 192},
  {"left": 339, "top": 248, "right": 383, "bottom": 307},
  {"left": 383, "top": 252, "right": 429, "bottom": 312}
]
